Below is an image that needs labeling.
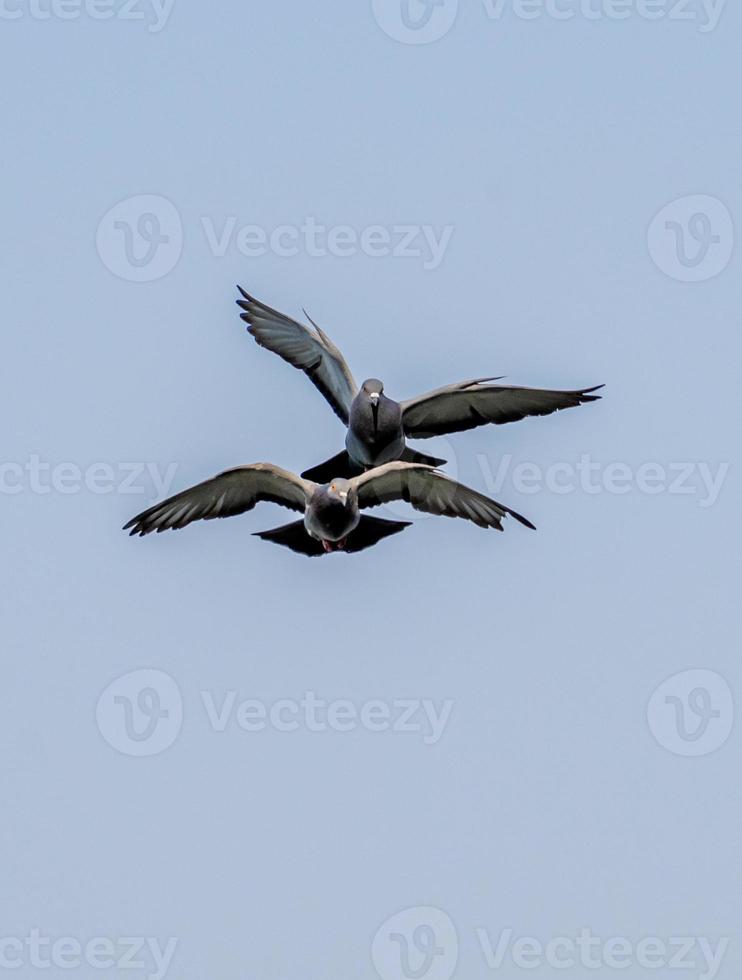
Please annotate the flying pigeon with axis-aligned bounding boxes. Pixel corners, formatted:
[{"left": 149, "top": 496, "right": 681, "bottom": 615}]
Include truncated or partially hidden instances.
[
  {"left": 236, "top": 287, "right": 603, "bottom": 484},
  {"left": 124, "top": 461, "right": 534, "bottom": 557}
]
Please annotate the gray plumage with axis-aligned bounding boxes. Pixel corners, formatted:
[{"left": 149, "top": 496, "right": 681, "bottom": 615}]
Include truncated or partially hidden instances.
[
  {"left": 236, "top": 287, "right": 603, "bottom": 483},
  {"left": 123, "top": 461, "right": 534, "bottom": 557}
]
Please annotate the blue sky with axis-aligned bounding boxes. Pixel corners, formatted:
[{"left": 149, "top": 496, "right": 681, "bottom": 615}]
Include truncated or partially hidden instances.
[{"left": 2, "top": 1, "right": 741, "bottom": 978}]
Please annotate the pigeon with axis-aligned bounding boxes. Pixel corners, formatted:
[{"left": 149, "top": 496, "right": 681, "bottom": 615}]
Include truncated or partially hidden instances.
[
  {"left": 236, "top": 287, "right": 603, "bottom": 484},
  {"left": 124, "top": 461, "right": 534, "bottom": 557}
]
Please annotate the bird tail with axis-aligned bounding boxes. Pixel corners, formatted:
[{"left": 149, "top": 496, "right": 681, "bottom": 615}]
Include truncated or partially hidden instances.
[
  {"left": 301, "top": 450, "right": 361, "bottom": 483},
  {"left": 253, "top": 521, "right": 325, "bottom": 556},
  {"left": 302, "top": 447, "right": 446, "bottom": 483},
  {"left": 399, "top": 446, "right": 447, "bottom": 468},
  {"left": 253, "top": 516, "right": 411, "bottom": 557},
  {"left": 344, "top": 516, "right": 412, "bottom": 553}
]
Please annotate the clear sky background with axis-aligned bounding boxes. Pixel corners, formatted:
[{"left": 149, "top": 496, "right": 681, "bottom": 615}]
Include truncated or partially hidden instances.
[{"left": 2, "top": 1, "right": 741, "bottom": 977}]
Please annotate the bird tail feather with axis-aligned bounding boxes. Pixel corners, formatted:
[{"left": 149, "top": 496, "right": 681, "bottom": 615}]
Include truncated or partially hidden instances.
[
  {"left": 253, "top": 521, "right": 325, "bottom": 556},
  {"left": 301, "top": 450, "right": 360, "bottom": 483},
  {"left": 253, "top": 516, "right": 411, "bottom": 557},
  {"left": 399, "top": 446, "right": 447, "bottom": 468}
]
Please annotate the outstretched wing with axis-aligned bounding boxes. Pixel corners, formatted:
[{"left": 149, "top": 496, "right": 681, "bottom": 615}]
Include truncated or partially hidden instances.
[
  {"left": 124, "top": 463, "right": 311, "bottom": 537},
  {"left": 401, "top": 378, "right": 603, "bottom": 438},
  {"left": 353, "top": 462, "right": 535, "bottom": 531},
  {"left": 236, "top": 287, "right": 358, "bottom": 425}
]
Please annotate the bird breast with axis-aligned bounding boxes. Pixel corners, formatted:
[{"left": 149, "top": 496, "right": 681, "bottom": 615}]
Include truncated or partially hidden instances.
[{"left": 305, "top": 494, "right": 360, "bottom": 542}]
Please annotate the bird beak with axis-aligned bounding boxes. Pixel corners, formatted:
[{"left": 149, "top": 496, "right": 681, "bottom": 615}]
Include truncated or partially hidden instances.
[
  {"left": 369, "top": 393, "right": 379, "bottom": 432},
  {"left": 339, "top": 490, "right": 349, "bottom": 505}
]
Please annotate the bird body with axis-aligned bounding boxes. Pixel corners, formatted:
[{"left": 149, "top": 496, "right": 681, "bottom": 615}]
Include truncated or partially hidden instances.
[
  {"left": 124, "top": 461, "right": 534, "bottom": 557},
  {"left": 346, "top": 380, "right": 406, "bottom": 470},
  {"left": 236, "top": 287, "right": 602, "bottom": 483},
  {"left": 303, "top": 480, "right": 360, "bottom": 548}
]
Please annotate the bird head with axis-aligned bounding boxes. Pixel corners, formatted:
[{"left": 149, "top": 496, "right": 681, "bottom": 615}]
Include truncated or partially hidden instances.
[
  {"left": 362, "top": 378, "right": 384, "bottom": 406},
  {"left": 328, "top": 479, "right": 353, "bottom": 507}
]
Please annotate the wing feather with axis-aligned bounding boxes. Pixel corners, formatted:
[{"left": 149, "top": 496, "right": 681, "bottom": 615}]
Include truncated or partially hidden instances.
[
  {"left": 401, "top": 379, "right": 603, "bottom": 438},
  {"left": 124, "top": 463, "right": 311, "bottom": 537},
  {"left": 236, "top": 287, "right": 358, "bottom": 424},
  {"left": 353, "top": 462, "right": 535, "bottom": 531}
]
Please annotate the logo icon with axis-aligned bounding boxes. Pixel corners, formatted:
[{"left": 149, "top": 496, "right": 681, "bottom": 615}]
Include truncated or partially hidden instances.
[
  {"left": 96, "top": 194, "right": 183, "bottom": 282},
  {"left": 96, "top": 669, "right": 183, "bottom": 756},
  {"left": 647, "top": 669, "right": 733, "bottom": 757},
  {"left": 371, "top": 0, "right": 458, "bottom": 44},
  {"left": 372, "top": 906, "right": 458, "bottom": 980},
  {"left": 647, "top": 195, "right": 733, "bottom": 282}
]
